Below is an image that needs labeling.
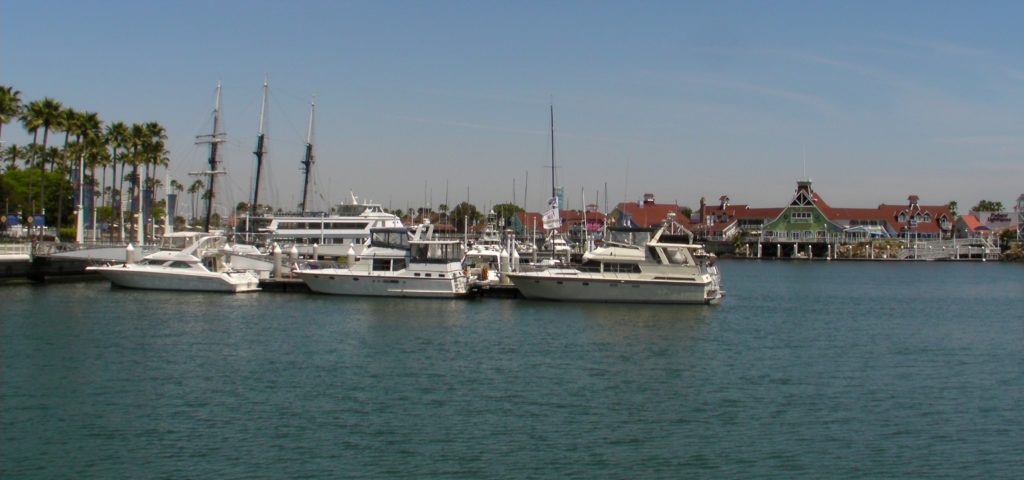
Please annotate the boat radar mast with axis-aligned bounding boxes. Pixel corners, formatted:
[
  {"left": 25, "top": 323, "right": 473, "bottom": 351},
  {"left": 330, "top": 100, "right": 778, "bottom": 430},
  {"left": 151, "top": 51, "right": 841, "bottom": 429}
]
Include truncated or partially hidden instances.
[
  {"left": 299, "top": 95, "right": 316, "bottom": 214},
  {"left": 195, "top": 81, "right": 227, "bottom": 233}
]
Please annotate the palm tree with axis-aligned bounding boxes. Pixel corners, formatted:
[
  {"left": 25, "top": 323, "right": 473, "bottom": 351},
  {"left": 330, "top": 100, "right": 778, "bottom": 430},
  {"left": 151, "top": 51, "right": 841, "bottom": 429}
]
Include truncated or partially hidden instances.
[
  {"left": 188, "top": 179, "right": 205, "bottom": 225},
  {"left": 141, "top": 122, "right": 168, "bottom": 217},
  {"left": 73, "top": 111, "right": 104, "bottom": 236},
  {"left": 105, "top": 121, "right": 129, "bottom": 238},
  {"left": 22, "top": 98, "right": 64, "bottom": 229},
  {"left": 0, "top": 85, "right": 22, "bottom": 143},
  {"left": 169, "top": 179, "right": 184, "bottom": 221},
  {"left": 123, "top": 123, "right": 147, "bottom": 238},
  {"left": 2, "top": 144, "right": 22, "bottom": 171}
]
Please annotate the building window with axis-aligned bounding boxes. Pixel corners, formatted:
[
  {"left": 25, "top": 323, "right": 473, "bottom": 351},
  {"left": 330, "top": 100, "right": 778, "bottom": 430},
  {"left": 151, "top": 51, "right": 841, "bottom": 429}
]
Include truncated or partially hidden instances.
[{"left": 792, "top": 211, "right": 813, "bottom": 223}]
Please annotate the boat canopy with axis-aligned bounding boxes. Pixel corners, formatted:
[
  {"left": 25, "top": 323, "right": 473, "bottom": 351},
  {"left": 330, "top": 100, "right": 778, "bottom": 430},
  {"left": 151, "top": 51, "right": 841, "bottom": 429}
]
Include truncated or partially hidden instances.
[
  {"left": 411, "top": 241, "right": 464, "bottom": 263},
  {"left": 369, "top": 228, "right": 411, "bottom": 250}
]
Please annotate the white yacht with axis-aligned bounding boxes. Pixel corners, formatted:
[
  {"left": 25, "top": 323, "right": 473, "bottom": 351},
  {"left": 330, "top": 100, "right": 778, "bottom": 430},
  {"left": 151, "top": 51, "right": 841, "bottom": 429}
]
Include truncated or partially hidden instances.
[
  {"left": 295, "top": 222, "right": 470, "bottom": 298},
  {"left": 464, "top": 227, "right": 519, "bottom": 286},
  {"left": 507, "top": 224, "right": 724, "bottom": 304},
  {"left": 87, "top": 236, "right": 261, "bottom": 293},
  {"left": 244, "top": 197, "right": 403, "bottom": 258}
]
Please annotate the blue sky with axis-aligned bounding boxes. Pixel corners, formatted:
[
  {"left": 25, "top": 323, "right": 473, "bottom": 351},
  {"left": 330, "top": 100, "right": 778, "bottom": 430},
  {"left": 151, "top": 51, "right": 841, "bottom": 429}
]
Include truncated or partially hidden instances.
[{"left": 3, "top": 1, "right": 1023, "bottom": 213}]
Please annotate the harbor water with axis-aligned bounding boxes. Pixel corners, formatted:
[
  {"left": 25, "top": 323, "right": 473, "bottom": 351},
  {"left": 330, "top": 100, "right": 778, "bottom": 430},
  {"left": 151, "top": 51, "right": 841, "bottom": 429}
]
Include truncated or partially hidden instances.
[{"left": 2, "top": 260, "right": 1022, "bottom": 478}]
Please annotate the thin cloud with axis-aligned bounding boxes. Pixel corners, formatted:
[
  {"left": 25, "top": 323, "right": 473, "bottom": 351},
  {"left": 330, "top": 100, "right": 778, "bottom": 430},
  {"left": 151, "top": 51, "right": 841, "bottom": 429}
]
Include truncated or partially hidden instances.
[
  {"left": 873, "top": 33, "right": 995, "bottom": 59},
  {"left": 668, "top": 71, "right": 835, "bottom": 113},
  {"left": 390, "top": 115, "right": 670, "bottom": 148},
  {"left": 390, "top": 115, "right": 545, "bottom": 136},
  {"left": 933, "top": 135, "right": 1024, "bottom": 146}
]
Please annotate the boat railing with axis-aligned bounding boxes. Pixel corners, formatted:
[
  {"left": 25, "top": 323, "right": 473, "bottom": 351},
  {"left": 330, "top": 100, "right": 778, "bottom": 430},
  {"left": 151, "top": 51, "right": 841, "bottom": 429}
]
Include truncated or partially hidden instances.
[{"left": 0, "top": 243, "right": 31, "bottom": 256}]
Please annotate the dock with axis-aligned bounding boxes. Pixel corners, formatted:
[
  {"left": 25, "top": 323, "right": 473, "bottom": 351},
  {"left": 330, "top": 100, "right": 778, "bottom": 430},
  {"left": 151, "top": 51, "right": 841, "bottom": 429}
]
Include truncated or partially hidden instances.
[{"left": 259, "top": 278, "right": 311, "bottom": 293}]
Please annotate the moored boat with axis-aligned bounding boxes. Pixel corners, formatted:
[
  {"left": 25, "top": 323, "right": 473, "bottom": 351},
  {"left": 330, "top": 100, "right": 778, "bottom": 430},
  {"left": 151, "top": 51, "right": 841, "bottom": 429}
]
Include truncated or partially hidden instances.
[
  {"left": 87, "top": 236, "right": 261, "bottom": 293},
  {"left": 295, "top": 222, "right": 470, "bottom": 298},
  {"left": 507, "top": 223, "right": 724, "bottom": 304}
]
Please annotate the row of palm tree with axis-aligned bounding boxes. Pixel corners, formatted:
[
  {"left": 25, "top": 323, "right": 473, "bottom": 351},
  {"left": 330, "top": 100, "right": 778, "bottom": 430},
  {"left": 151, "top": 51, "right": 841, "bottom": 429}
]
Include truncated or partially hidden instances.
[{"left": 1, "top": 84, "right": 175, "bottom": 241}]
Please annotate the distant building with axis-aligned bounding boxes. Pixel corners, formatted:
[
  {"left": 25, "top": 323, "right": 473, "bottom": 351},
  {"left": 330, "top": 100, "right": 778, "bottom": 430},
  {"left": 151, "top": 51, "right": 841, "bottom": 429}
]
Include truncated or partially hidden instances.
[
  {"left": 608, "top": 193, "right": 691, "bottom": 229},
  {"left": 958, "top": 208, "right": 1018, "bottom": 238},
  {"left": 713, "top": 180, "right": 954, "bottom": 243}
]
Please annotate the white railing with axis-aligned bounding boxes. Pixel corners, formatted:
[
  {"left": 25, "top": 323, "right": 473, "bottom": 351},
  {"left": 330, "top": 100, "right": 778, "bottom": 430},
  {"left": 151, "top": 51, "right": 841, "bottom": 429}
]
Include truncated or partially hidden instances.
[{"left": 0, "top": 243, "right": 32, "bottom": 256}]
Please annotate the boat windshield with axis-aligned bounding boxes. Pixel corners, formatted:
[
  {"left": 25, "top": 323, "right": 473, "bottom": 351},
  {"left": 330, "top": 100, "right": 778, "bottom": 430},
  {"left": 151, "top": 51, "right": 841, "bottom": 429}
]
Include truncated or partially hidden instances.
[
  {"left": 334, "top": 204, "right": 371, "bottom": 216},
  {"left": 411, "top": 242, "right": 464, "bottom": 263},
  {"left": 369, "top": 228, "right": 410, "bottom": 249},
  {"left": 606, "top": 229, "right": 652, "bottom": 247}
]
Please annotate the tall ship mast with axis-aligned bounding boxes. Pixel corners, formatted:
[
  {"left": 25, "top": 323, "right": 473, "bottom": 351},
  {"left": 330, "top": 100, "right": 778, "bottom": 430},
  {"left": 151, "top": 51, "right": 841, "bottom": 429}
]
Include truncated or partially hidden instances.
[
  {"left": 250, "top": 78, "right": 269, "bottom": 230},
  {"left": 195, "top": 82, "right": 226, "bottom": 233},
  {"left": 299, "top": 96, "right": 316, "bottom": 214},
  {"left": 550, "top": 103, "right": 557, "bottom": 202}
]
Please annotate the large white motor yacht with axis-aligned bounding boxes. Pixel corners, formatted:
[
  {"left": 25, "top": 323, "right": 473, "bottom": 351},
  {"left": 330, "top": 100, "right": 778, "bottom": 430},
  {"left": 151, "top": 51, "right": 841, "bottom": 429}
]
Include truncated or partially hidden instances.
[
  {"left": 507, "top": 224, "right": 724, "bottom": 304},
  {"left": 295, "top": 222, "right": 470, "bottom": 298},
  {"left": 87, "top": 236, "right": 261, "bottom": 293},
  {"left": 243, "top": 197, "right": 403, "bottom": 258}
]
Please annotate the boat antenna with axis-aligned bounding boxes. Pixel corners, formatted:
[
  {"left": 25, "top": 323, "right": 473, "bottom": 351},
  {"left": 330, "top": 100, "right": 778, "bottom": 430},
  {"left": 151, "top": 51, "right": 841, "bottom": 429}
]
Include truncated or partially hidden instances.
[
  {"left": 195, "top": 81, "right": 227, "bottom": 233},
  {"left": 300, "top": 95, "right": 316, "bottom": 214},
  {"left": 250, "top": 77, "right": 269, "bottom": 229}
]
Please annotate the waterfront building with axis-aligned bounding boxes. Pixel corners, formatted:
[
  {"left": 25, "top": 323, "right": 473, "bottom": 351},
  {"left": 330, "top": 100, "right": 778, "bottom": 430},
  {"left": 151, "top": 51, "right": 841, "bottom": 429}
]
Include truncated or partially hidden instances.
[
  {"left": 957, "top": 208, "right": 1019, "bottom": 239},
  {"left": 701, "top": 180, "right": 956, "bottom": 257},
  {"left": 511, "top": 209, "right": 606, "bottom": 246},
  {"left": 697, "top": 195, "right": 783, "bottom": 241},
  {"left": 608, "top": 193, "right": 691, "bottom": 229},
  {"left": 760, "top": 180, "right": 845, "bottom": 244}
]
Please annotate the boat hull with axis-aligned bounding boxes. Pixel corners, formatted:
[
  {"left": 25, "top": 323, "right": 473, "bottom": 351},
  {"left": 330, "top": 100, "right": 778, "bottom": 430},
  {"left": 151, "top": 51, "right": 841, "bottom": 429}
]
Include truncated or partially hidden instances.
[
  {"left": 507, "top": 272, "right": 721, "bottom": 305},
  {"left": 297, "top": 270, "right": 469, "bottom": 298},
  {"left": 88, "top": 265, "right": 261, "bottom": 293}
]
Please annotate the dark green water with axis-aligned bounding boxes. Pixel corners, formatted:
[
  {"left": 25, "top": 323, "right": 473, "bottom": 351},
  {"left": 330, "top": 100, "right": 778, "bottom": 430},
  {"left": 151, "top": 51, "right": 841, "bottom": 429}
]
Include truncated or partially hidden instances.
[{"left": 2, "top": 260, "right": 1022, "bottom": 478}]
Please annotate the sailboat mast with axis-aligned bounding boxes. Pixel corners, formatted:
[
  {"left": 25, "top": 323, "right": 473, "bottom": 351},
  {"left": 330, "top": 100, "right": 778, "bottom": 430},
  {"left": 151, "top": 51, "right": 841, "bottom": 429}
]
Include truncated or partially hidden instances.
[
  {"left": 251, "top": 78, "right": 268, "bottom": 226},
  {"left": 195, "top": 82, "right": 226, "bottom": 233},
  {"left": 549, "top": 104, "right": 556, "bottom": 201},
  {"left": 299, "top": 96, "right": 316, "bottom": 214}
]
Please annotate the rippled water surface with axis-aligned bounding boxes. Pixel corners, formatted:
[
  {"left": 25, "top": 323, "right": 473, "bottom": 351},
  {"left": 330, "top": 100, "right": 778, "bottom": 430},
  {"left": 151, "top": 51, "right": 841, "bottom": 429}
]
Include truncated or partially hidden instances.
[{"left": 2, "top": 260, "right": 1023, "bottom": 478}]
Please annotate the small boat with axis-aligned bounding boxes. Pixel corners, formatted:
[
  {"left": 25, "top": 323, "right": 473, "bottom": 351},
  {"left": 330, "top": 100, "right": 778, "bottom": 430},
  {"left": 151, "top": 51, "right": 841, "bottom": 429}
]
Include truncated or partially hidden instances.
[
  {"left": 295, "top": 221, "right": 470, "bottom": 298},
  {"left": 87, "top": 235, "right": 261, "bottom": 292},
  {"left": 465, "top": 226, "right": 519, "bottom": 285},
  {"left": 506, "top": 222, "right": 724, "bottom": 304}
]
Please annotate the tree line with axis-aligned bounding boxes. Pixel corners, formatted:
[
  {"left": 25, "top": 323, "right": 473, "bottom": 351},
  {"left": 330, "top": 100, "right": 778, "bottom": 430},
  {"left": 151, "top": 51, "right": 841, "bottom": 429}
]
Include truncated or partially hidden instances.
[{"left": 0, "top": 84, "right": 208, "bottom": 240}]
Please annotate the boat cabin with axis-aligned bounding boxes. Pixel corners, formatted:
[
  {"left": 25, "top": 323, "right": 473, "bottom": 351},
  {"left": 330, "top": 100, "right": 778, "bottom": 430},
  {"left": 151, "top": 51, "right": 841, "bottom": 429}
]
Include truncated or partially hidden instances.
[{"left": 411, "top": 241, "right": 465, "bottom": 264}]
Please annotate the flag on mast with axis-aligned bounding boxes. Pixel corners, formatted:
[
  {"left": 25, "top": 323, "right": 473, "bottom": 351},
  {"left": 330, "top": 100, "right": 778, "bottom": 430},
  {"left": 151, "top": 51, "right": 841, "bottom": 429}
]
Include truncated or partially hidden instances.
[{"left": 542, "top": 196, "right": 560, "bottom": 230}]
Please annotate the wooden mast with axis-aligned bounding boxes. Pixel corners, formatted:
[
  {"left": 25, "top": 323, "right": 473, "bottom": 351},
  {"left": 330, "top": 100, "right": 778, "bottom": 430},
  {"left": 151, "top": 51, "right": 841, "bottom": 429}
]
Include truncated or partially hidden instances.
[
  {"left": 195, "top": 81, "right": 226, "bottom": 233},
  {"left": 250, "top": 78, "right": 268, "bottom": 229},
  {"left": 299, "top": 96, "right": 316, "bottom": 214}
]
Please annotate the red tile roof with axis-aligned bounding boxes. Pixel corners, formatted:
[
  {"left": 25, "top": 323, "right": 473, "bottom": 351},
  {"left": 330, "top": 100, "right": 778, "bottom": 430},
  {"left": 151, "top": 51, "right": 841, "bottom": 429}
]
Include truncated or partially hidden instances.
[{"left": 613, "top": 202, "right": 691, "bottom": 228}]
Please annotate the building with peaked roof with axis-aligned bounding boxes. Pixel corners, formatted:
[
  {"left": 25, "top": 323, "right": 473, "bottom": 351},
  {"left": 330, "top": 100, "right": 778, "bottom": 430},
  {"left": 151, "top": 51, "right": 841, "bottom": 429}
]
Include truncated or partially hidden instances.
[
  {"left": 708, "top": 180, "right": 955, "bottom": 251},
  {"left": 761, "top": 180, "right": 846, "bottom": 243},
  {"left": 608, "top": 193, "right": 691, "bottom": 229},
  {"left": 697, "top": 195, "right": 783, "bottom": 241},
  {"left": 957, "top": 208, "right": 1018, "bottom": 238}
]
